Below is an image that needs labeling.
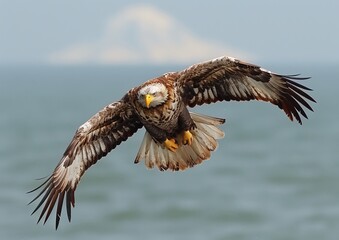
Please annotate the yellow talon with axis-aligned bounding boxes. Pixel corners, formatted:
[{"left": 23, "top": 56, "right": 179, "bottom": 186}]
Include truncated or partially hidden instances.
[
  {"left": 182, "top": 130, "right": 193, "bottom": 145},
  {"left": 164, "top": 138, "right": 178, "bottom": 152}
]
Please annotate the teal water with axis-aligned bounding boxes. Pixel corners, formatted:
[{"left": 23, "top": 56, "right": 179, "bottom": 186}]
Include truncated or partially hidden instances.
[{"left": 0, "top": 64, "right": 338, "bottom": 240}]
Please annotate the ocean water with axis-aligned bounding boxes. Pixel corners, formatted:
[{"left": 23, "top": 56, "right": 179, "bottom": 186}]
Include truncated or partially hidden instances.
[{"left": 0, "top": 63, "right": 338, "bottom": 240}]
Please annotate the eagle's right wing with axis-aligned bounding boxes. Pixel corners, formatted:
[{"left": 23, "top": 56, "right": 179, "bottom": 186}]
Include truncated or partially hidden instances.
[
  {"left": 177, "top": 56, "right": 316, "bottom": 124},
  {"left": 29, "top": 97, "right": 142, "bottom": 229}
]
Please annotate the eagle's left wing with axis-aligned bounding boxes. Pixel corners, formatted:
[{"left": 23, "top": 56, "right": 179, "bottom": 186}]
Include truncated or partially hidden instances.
[
  {"left": 177, "top": 56, "right": 316, "bottom": 124},
  {"left": 29, "top": 98, "right": 142, "bottom": 229}
]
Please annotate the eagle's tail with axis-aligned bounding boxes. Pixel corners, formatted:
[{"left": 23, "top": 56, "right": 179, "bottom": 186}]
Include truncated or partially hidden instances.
[{"left": 134, "top": 112, "right": 225, "bottom": 171}]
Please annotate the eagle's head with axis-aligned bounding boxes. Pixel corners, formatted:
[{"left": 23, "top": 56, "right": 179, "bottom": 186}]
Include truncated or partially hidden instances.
[{"left": 138, "top": 83, "right": 168, "bottom": 108}]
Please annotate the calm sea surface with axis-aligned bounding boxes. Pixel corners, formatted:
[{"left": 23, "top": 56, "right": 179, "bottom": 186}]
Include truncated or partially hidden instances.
[{"left": 0, "top": 63, "right": 338, "bottom": 240}]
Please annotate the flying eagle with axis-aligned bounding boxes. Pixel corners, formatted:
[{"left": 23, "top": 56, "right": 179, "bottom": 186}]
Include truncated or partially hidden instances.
[{"left": 29, "top": 56, "right": 315, "bottom": 229}]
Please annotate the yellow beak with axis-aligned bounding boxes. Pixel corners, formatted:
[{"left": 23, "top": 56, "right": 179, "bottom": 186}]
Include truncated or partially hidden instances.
[{"left": 145, "top": 94, "right": 153, "bottom": 108}]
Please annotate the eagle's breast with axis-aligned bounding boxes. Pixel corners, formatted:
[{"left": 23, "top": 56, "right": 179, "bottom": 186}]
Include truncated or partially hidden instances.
[{"left": 133, "top": 74, "right": 181, "bottom": 132}]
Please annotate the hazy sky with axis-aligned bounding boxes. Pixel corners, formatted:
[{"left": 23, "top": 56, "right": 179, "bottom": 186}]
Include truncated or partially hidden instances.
[{"left": 1, "top": 0, "right": 338, "bottom": 65}]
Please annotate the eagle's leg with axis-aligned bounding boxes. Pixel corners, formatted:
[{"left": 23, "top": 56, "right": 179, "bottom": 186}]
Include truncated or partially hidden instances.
[
  {"left": 178, "top": 106, "right": 196, "bottom": 146},
  {"left": 164, "top": 138, "right": 179, "bottom": 152},
  {"left": 182, "top": 130, "right": 193, "bottom": 145},
  {"left": 142, "top": 123, "right": 179, "bottom": 152}
]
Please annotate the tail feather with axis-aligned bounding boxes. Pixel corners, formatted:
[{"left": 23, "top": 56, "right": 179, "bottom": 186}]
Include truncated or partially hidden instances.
[
  {"left": 134, "top": 112, "right": 225, "bottom": 171},
  {"left": 197, "top": 121, "right": 225, "bottom": 140}
]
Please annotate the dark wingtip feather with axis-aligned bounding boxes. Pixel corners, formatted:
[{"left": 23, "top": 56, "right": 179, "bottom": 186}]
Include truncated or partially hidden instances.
[
  {"left": 286, "top": 78, "right": 315, "bottom": 93},
  {"left": 29, "top": 174, "right": 72, "bottom": 229},
  {"left": 43, "top": 191, "right": 58, "bottom": 225},
  {"left": 27, "top": 176, "right": 52, "bottom": 195},
  {"left": 66, "top": 190, "right": 73, "bottom": 222},
  {"left": 55, "top": 192, "right": 65, "bottom": 229},
  {"left": 278, "top": 74, "right": 311, "bottom": 81},
  {"left": 31, "top": 184, "right": 53, "bottom": 217},
  {"left": 281, "top": 74, "right": 316, "bottom": 124}
]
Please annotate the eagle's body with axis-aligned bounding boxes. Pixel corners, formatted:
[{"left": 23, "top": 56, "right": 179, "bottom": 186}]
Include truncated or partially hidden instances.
[
  {"left": 29, "top": 56, "right": 316, "bottom": 229},
  {"left": 130, "top": 73, "right": 189, "bottom": 141}
]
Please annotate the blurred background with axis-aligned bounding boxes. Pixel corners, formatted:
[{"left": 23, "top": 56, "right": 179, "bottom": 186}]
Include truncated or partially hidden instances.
[{"left": 1, "top": 1, "right": 338, "bottom": 239}]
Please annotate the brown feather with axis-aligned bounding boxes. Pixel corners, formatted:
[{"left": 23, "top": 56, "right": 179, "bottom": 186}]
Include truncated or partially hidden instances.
[
  {"left": 178, "top": 56, "right": 315, "bottom": 124},
  {"left": 29, "top": 99, "right": 142, "bottom": 229}
]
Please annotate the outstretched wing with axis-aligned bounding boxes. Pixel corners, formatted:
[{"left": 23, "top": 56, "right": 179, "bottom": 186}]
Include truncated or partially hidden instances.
[
  {"left": 178, "top": 56, "right": 316, "bottom": 124},
  {"left": 28, "top": 97, "right": 142, "bottom": 229}
]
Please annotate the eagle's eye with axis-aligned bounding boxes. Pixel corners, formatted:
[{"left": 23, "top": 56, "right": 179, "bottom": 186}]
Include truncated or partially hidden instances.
[{"left": 153, "top": 92, "right": 161, "bottom": 98}]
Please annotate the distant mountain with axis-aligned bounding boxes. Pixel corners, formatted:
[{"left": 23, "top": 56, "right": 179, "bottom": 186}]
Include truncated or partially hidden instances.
[{"left": 49, "top": 5, "right": 244, "bottom": 65}]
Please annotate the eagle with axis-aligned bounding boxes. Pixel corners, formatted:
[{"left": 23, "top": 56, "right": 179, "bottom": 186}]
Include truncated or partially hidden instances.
[{"left": 29, "top": 56, "right": 315, "bottom": 229}]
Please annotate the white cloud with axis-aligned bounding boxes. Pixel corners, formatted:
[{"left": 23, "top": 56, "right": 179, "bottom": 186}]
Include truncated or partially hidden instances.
[{"left": 48, "top": 5, "right": 247, "bottom": 65}]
